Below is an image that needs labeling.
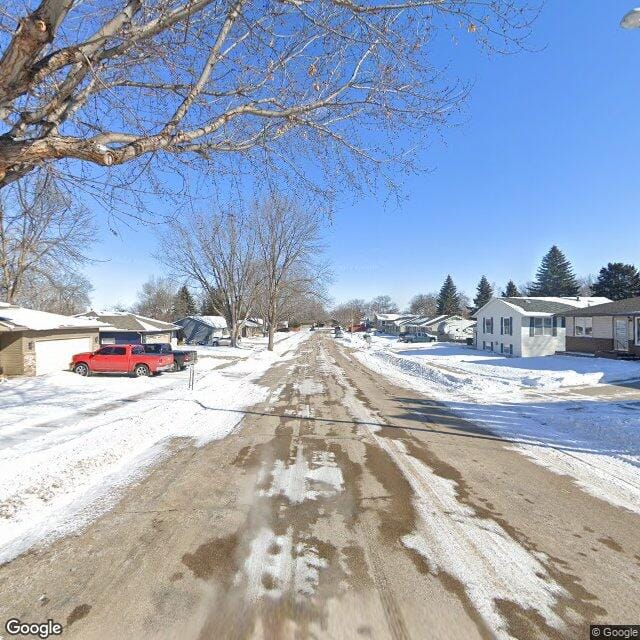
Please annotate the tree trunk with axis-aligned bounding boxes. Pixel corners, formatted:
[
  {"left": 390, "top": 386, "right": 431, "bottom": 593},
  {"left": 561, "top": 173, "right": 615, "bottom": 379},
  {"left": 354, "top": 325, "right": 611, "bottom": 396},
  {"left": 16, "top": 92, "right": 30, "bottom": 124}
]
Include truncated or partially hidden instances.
[{"left": 267, "top": 296, "right": 277, "bottom": 351}]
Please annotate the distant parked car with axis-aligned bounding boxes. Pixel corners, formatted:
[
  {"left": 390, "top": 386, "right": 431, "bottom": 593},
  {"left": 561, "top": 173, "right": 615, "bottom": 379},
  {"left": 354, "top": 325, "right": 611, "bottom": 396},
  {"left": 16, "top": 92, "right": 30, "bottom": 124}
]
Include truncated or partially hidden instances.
[
  {"left": 71, "top": 344, "right": 174, "bottom": 377},
  {"left": 334, "top": 329, "right": 344, "bottom": 338},
  {"left": 398, "top": 333, "right": 437, "bottom": 343},
  {"left": 142, "top": 343, "right": 198, "bottom": 371},
  {"left": 197, "top": 335, "right": 235, "bottom": 346}
]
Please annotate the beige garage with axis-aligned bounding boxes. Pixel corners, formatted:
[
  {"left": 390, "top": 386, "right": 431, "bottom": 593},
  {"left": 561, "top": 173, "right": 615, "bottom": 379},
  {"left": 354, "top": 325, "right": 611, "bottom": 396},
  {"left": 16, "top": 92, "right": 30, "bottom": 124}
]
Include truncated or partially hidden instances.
[{"left": 0, "top": 303, "right": 105, "bottom": 377}]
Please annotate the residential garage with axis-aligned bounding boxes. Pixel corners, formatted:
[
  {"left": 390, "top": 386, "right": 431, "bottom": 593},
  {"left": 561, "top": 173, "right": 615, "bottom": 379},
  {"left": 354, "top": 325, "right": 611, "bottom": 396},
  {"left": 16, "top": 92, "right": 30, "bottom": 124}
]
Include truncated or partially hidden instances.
[
  {"left": 34, "top": 336, "right": 95, "bottom": 376},
  {"left": 0, "top": 303, "right": 105, "bottom": 377}
]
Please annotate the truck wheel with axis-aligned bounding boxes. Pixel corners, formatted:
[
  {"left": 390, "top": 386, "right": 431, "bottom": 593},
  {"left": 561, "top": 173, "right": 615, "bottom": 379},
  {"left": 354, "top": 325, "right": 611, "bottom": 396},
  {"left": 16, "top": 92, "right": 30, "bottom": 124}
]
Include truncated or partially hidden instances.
[
  {"left": 74, "top": 363, "right": 90, "bottom": 377},
  {"left": 133, "top": 364, "right": 150, "bottom": 378}
]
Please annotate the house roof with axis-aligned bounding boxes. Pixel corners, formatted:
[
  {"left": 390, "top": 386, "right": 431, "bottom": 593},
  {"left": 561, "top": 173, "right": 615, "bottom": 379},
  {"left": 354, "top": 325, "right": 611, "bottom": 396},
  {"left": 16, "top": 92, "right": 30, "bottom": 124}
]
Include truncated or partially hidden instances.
[
  {"left": 560, "top": 296, "right": 640, "bottom": 317},
  {"left": 475, "top": 297, "right": 611, "bottom": 317},
  {"left": 178, "top": 315, "right": 228, "bottom": 329},
  {"left": 0, "top": 302, "right": 107, "bottom": 332},
  {"left": 375, "top": 313, "right": 404, "bottom": 322},
  {"left": 77, "top": 310, "right": 179, "bottom": 332},
  {"left": 401, "top": 315, "right": 448, "bottom": 328},
  {"left": 242, "top": 317, "right": 264, "bottom": 328}
]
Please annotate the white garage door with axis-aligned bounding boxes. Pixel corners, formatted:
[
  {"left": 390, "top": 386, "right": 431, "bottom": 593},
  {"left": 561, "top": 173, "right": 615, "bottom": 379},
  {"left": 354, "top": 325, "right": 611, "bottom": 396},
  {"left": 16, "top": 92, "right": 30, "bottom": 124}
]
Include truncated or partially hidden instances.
[{"left": 35, "top": 337, "right": 93, "bottom": 376}]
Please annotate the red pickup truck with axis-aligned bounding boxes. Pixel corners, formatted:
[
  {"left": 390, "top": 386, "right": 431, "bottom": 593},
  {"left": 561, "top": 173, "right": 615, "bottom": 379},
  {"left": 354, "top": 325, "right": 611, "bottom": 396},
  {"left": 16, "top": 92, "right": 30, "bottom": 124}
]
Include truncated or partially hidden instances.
[{"left": 71, "top": 344, "right": 174, "bottom": 377}]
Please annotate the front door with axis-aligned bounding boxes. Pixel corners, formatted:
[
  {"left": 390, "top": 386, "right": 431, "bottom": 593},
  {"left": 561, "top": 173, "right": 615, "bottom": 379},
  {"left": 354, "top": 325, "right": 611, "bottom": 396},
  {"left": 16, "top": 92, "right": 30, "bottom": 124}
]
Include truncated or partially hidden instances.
[{"left": 614, "top": 318, "right": 629, "bottom": 351}]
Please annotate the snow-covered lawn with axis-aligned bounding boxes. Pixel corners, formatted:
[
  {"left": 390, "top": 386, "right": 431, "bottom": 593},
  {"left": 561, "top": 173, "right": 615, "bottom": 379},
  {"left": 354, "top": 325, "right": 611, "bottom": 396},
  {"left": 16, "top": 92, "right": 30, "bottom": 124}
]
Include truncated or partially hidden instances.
[
  {"left": 0, "top": 332, "right": 308, "bottom": 564},
  {"left": 340, "top": 335, "right": 640, "bottom": 514}
]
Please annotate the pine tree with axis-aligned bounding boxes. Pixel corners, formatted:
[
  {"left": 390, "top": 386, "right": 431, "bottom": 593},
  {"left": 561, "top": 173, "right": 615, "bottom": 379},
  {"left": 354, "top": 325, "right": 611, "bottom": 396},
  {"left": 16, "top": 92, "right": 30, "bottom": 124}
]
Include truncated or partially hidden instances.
[
  {"left": 473, "top": 275, "right": 494, "bottom": 309},
  {"left": 503, "top": 280, "right": 519, "bottom": 297},
  {"left": 437, "top": 275, "right": 461, "bottom": 315},
  {"left": 528, "top": 246, "right": 579, "bottom": 297},
  {"left": 173, "top": 285, "right": 197, "bottom": 319},
  {"left": 592, "top": 263, "right": 640, "bottom": 301}
]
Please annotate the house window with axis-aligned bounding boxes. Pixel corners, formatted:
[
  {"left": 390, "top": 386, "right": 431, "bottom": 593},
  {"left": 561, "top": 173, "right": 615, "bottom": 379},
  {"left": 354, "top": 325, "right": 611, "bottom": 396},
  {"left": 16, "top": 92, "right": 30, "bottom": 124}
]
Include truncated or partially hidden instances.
[
  {"left": 509, "top": 344, "right": 513, "bottom": 355},
  {"left": 484, "top": 317, "right": 493, "bottom": 334},
  {"left": 575, "top": 317, "right": 593, "bottom": 337},
  {"left": 533, "top": 317, "right": 553, "bottom": 336},
  {"left": 503, "top": 317, "right": 512, "bottom": 335}
]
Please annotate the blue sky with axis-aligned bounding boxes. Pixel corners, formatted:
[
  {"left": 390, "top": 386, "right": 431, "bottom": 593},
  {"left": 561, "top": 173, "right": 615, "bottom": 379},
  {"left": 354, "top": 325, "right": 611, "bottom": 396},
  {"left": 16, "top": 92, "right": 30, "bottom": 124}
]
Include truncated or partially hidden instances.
[{"left": 86, "top": 1, "right": 640, "bottom": 311}]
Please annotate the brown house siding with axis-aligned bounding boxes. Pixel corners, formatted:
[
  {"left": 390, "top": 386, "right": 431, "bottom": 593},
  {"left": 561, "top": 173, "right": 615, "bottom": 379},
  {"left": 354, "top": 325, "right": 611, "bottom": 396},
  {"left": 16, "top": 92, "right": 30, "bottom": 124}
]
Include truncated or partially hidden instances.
[
  {"left": 565, "top": 336, "right": 612, "bottom": 354},
  {"left": 565, "top": 336, "right": 640, "bottom": 357},
  {"left": 0, "top": 333, "right": 26, "bottom": 376}
]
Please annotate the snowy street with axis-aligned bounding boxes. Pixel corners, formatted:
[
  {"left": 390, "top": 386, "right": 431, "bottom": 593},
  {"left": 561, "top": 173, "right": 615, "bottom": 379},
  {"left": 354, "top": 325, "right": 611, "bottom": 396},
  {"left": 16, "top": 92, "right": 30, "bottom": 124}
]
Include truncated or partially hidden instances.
[{"left": 1, "top": 331, "right": 639, "bottom": 639}]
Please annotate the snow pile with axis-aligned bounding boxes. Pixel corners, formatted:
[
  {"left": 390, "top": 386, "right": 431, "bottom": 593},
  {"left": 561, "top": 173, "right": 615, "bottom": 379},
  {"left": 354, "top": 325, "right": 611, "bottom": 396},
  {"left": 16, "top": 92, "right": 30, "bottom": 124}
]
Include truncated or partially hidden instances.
[{"left": 0, "top": 332, "right": 309, "bottom": 564}]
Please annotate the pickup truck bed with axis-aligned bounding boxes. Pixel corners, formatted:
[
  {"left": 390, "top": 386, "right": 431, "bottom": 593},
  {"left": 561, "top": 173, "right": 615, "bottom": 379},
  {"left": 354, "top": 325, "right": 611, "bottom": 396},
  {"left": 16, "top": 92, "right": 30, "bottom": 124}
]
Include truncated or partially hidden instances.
[{"left": 142, "top": 343, "right": 198, "bottom": 370}]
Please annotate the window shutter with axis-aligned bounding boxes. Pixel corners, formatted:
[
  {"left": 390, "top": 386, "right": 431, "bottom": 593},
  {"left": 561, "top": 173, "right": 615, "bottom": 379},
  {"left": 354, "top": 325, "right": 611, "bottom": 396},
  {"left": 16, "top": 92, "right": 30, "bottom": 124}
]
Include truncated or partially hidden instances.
[
  {"left": 510, "top": 317, "right": 513, "bottom": 336},
  {"left": 483, "top": 318, "right": 486, "bottom": 333},
  {"left": 561, "top": 317, "right": 566, "bottom": 328},
  {"left": 529, "top": 317, "right": 534, "bottom": 337},
  {"left": 552, "top": 317, "right": 558, "bottom": 336},
  {"left": 500, "top": 317, "right": 504, "bottom": 335}
]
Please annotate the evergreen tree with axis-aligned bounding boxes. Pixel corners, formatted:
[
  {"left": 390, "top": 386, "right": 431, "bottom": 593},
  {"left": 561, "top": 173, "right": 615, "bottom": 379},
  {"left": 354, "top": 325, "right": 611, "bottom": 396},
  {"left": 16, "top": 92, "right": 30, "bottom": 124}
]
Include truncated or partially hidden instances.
[
  {"left": 473, "top": 275, "right": 494, "bottom": 309},
  {"left": 173, "top": 285, "right": 197, "bottom": 319},
  {"left": 528, "top": 245, "right": 579, "bottom": 297},
  {"left": 437, "top": 275, "right": 461, "bottom": 315},
  {"left": 592, "top": 263, "right": 640, "bottom": 301},
  {"left": 503, "top": 280, "right": 519, "bottom": 297}
]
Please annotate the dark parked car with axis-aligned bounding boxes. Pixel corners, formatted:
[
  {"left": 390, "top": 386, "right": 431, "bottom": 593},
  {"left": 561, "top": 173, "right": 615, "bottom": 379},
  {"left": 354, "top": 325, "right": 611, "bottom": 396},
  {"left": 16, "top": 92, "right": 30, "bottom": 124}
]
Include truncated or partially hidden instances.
[{"left": 142, "top": 343, "right": 198, "bottom": 371}]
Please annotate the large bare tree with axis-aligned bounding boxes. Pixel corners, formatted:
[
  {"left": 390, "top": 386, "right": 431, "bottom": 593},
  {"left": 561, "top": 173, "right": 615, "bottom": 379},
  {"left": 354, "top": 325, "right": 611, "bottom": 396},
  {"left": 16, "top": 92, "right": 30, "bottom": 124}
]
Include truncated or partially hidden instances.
[
  {"left": 0, "top": 169, "right": 95, "bottom": 304},
  {"left": 254, "top": 197, "right": 324, "bottom": 350},
  {"left": 132, "top": 275, "right": 178, "bottom": 321},
  {"left": 159, "top": 209, "right": 259, "bottom": 347},
  {"left": 0, "top": 1, "right": 536, "bottom": 195},
  {"left": 17, "top": 270, "right": 93, "bottom": 314}
]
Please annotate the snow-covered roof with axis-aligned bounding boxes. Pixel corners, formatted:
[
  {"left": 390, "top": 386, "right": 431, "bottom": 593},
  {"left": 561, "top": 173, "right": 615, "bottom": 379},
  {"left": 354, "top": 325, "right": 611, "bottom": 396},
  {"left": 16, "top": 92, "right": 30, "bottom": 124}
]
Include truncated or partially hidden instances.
[
  {"left": 76, "top": 311, "right": 179, "bottom": 332},
  {"left": 400, "top": 315, "right": 448, "bottom": 328},
  {"left": 375, "top": 313, "right": 404, "bottom": 322},
  {"left": 561, "top": 296, "right": 640, "bottom": 317},
  {"left": 0, "top": 303, "right": 108, "bottom": 332},
  {"left": 242, "top": 317, "right": 264, "bottom": 328},
  {"left": 475, "top": 297, "right": 612, "bottom": 318},
  {"left": 179, "top": 315, "right": 228, "bottom": 329}
]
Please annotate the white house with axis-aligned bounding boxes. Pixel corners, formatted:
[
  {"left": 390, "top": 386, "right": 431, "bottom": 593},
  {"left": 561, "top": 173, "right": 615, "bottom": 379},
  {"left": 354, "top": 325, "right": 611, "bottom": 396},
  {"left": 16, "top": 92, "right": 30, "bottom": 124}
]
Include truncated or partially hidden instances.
[
  {"left": 437, "top": 316, "right": 476, "bottom": 342},
  {"left": 473, "top": 297, "right": 610, "bottom": 357}
]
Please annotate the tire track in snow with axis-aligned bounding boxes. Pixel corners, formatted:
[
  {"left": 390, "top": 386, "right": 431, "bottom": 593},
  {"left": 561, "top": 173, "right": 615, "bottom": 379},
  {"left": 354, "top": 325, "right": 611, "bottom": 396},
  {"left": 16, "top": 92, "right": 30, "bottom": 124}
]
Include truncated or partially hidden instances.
[{"left": 323, "top": 343, "right": 571, "bottom": 640}]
